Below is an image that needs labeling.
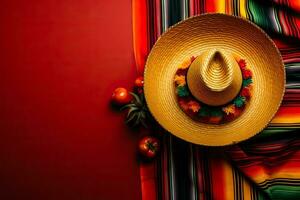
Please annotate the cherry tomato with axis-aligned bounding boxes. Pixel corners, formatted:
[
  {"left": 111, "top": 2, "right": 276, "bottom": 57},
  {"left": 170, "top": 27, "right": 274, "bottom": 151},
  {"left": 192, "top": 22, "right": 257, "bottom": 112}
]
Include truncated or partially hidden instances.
[
  {"left": 111, "top": 87, "right": 132, "bottom": 105},
  {"left": 134, "top": 76, "right": 144, "bottom": 87},
  {"left": 138, "top": 136, "right": 160, "bottom": 158}
]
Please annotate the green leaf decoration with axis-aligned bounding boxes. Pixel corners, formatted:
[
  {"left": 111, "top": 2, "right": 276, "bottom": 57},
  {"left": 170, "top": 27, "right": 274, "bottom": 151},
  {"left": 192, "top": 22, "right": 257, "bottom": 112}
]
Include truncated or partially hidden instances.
[
  {"left": 132, "top": 112, "right": 141, "bottom": 127},
  {"left": 198, "top": 106, "right": 210, "bottom": 117},
  {"left": 210, "top": 108, "right": 223, "bottom": 117},
  {"left": 125, "top": 111, "right": 138, "bottom": 124},
  {"left": 233, "top": 96, "right": 246, "bottom": 108},
  {"left": 177, "top": 86, "right": 189, "bottom": 97},
  {"left": 130, "top": 92, "right": 142, "bottom": 106},
  {"left": 242, "top": 78, "right": 253, "bottom": 87},
  {"left": 127, "top": 107, "right": 139, "bottom": 117},
  {"left": 120, "top": 103, "right": 136, "bottom": 111},
  {"left": 119, "top": 91, "right": 151, "bottom": 128}
]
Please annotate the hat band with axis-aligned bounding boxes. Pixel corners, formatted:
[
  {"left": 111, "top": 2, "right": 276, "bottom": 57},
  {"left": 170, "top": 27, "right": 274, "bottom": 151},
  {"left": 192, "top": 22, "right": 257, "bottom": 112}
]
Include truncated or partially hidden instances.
[{"left": 174, "top": 56, "right": 253, "bottom": 124}]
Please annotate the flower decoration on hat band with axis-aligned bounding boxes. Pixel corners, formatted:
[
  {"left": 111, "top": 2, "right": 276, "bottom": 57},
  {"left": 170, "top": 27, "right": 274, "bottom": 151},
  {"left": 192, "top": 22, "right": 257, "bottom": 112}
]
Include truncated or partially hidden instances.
[{"left": 174, "top": 57, "right": 253, "bottom": 124}]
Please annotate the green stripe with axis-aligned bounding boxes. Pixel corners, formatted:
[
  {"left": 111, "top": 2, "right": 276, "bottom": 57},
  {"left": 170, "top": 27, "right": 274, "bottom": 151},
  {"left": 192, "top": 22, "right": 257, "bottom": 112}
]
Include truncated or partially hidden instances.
[
  {"left": 248, "top": 0, "right": 274, "bottom": 31},
  {"left": 273, "top": 7, "right": 282, "bottom": 33},
  {"left": 264, "top": 185, "right": 300, "bottom": 200}
]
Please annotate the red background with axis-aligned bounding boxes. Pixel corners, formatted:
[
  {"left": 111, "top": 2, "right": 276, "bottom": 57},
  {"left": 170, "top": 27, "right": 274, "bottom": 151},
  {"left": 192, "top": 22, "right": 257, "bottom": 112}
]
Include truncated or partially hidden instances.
[{"left": 0, "top": 0, "right": 141, "bottom": 199}]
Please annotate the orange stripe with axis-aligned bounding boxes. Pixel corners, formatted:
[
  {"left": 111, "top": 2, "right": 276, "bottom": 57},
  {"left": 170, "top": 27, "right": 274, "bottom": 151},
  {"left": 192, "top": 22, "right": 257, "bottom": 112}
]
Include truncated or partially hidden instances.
[
  {"left": 223, "top": 159, "right": 235, "bottom": 200},
  {"left": 271, "top": 106, "right": 300, "bottom": 123}
]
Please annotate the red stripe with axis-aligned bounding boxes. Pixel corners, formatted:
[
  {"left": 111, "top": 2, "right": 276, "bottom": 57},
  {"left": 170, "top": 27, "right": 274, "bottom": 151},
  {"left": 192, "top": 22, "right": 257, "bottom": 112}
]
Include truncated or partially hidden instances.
[
  {"left": 210, "top": 155, "right": 226, "bottom": 200},
  {"left": 293, "top": 17, "right": 300, "bottom": 38},
  {"left": 278, "top": 11, "right": 291, "bottom": 36},
  {"left": 189, "top": 0, "right": 195, "bottom": 16},
  {"left": 274, "top": 106, "right": 300, "bottom": 118},
  {"left": 132, "top": 0, "right": 150, "bottom": 74},
  {"left": 195, "top": 148, "right": 206, "bottom": 200},
  {"left": 205, "top": 0, "right": 217, "bottom": 13},
  {"left": 140, "top": 162, "right": 158, "bottom": 200}
]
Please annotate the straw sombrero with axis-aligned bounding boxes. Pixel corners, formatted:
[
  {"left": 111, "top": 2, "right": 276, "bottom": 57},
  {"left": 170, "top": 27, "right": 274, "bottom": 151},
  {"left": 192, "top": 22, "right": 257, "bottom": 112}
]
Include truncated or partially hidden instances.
[{"left": 144, "top": 14, "right": 285, "bottom": 146}]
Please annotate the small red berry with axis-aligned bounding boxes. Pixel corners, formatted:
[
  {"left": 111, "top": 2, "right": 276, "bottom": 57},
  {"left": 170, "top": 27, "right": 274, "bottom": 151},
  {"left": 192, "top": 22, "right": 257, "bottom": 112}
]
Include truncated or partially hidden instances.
[{"left": 134, "top": 76, "right": 144, "bottom": 87}]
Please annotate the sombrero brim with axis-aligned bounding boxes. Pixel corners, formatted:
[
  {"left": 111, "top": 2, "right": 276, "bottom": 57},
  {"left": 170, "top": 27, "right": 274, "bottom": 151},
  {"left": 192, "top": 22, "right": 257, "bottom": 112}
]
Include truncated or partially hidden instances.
[{"left": 144, "top": 14, "right": 285, "bottom": 146}]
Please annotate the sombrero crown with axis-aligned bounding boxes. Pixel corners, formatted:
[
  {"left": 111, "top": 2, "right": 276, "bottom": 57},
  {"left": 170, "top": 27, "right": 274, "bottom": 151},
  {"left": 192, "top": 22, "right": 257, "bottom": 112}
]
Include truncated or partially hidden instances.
[{"left": 187, "top": 49, "right": 242, "bottom": 106}]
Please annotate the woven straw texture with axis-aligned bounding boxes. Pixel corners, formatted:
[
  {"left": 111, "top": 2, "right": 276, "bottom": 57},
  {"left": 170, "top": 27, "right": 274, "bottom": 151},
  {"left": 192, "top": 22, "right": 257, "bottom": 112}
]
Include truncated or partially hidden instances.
[
  {"left": 187, "top": 50, "right": 243, "bottom": 106},
  {"left": 144, "top": 14, "right": 285, "bottom": 146}
]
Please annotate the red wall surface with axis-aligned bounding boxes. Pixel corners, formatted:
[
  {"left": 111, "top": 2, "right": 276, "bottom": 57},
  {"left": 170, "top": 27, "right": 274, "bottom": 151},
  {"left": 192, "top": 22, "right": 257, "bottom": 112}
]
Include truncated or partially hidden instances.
[{"left": 0, "top": 0, "right": 141, "bottom": 199}]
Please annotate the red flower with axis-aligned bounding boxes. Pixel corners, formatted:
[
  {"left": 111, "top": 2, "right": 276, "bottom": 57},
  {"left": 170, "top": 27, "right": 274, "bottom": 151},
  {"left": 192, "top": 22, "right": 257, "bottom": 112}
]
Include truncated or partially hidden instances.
[
  {"left": 178, "top": 100, "right": 189, "bottom": 111},
  {"left": 240, "top": 87, "right": 251, "bottom": 99},
  {"left": 238, "top": 59, "right": 246, "bottom": 69},
  {"left": 187, "top": 100, "right": 201, "bottom": 113},
  {"left": 233, "top": 107, "right": 243, "bottom": 118},
  {"left": 242, "top": 69, "right": 252, "bottom": 79}
]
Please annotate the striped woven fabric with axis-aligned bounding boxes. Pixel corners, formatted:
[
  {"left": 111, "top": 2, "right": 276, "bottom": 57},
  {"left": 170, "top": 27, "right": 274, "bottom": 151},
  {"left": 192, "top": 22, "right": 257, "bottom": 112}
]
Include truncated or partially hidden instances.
[{"left": 133, "top": 0, "right": 300, "bottom": 199}]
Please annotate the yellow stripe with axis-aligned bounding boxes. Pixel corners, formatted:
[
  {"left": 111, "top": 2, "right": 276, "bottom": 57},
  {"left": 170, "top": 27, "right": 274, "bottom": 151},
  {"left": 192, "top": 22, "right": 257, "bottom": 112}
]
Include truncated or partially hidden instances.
[
  {"left": 271, "top": 116, "right": 300, "bottom": 124},
  {"left": 243, "top": 178, "right": 252, "bottom": 200},
  {"left": 253, "top": 170, "right": 300, "bottom": 184},
  {"left": 239, "top": 0, "right": 247, "bottom": 18},
  {"left": 215, "top": 0, "right": 226, "bottom": 14}
]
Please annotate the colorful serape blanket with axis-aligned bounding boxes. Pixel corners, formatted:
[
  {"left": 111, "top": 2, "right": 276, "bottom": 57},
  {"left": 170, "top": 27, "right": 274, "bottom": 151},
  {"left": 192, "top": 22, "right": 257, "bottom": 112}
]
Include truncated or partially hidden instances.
[{"left": 132, "top": 0, "right": 300, "bottom": 199}]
